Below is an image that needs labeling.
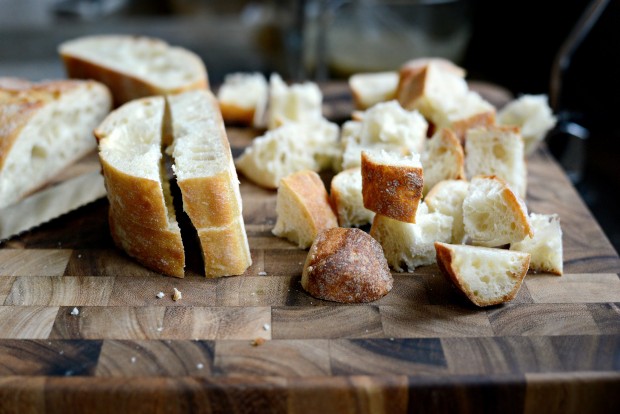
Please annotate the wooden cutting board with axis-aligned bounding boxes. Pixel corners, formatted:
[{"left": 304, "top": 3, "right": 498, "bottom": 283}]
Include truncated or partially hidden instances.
[{"left": 0, "top": 84, "right": 619, "bottom": 413}]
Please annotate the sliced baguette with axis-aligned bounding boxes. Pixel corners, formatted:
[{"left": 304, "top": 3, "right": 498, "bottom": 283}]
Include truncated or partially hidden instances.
[
  {"left": 425, "top": 179, "right": 470, "bottom": 244},
  {"left": 435, "top": 241, "right": 530, "bottom": 307},
  {"left": 0, "top": 78, "right": 112, "bottom": 208},
  {"left": 463, "top": 175, "right": 532, "bottom": 247},
  {"left": 59, "top": 35, "right": 208, "bottom": 106},
  {"left": 510, "top": 213, "right": 563, "bottom": 275},
  {"left": 217, "top": 72, "right": 268, "bottom": 128},
  {"left": 167, "top": 90, "right": 251, "bottom": 277},
  {"left": 330, "top": 167, "right": 375, "bottom": 228},
  {"left": 268, "top": 74, "right": 323, "bottom": 129},
  {"left": 302, "top": 227, "right": 393, "bottom": 303},
  {"left": 421, "top": 128, "right": 465, "bottom": 195},
  {"left": 272, "top": 170, "right": 338, "bottom": 249},
  {"left": 361, "top": 149, "right": 424, "bottom": 223},
  {"left": 349, "top": 71, "right": 399, "bottom": 110},
  {"left": 95, "top": 96, "right": 185, "bottom": 277}
]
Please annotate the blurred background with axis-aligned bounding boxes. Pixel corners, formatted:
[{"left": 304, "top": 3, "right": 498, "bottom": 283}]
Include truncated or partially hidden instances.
[{"left": 0, "top": 0, "right": 618, "bottom": 251}]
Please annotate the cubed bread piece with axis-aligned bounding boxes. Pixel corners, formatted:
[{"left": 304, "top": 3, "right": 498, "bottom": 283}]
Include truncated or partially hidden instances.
[
  {"left": 511, "top": 213, "right": 563, "bottom": 275},
  {"left": 272, "top": 170, "right": 338, "bottom": 249},
  {"left": 268, "top": 73, "right": 323, "bottom": 129},
  {"left": 236, "top": 120, "right": 339, "bottom": 189},
  {"left": 95, "top": 96, "right": 185, "bottom": 277},
  {"left": 370, "top": 203, "right": 453, "bottom": 272},
  {"left": 498, "top": 94, "right": 557, "bottom": 155},
  {"left": 463, "top": 175, "right": 533, "bottom": 247},
  {"left": 349, "top": 71, "right": 399, "bottom": 110},
  {"left": 0, "top": 78, "right": 112, "bottom": 208},
  {"left": 435, "top": 241, "right": 530, "bottom": 307},
  {"left": 425, "top": 179, "right": 470, "bottom": 244},
  {"left": 217, "top": 72, "right": 268, "bottom": 128},
  {"left": 361, "top": 149, "right": 424, "bottom": 223},
  {"left": 302, "top": 227, "right": 393, "bottom": 303},
  {"left": 465, "top": 125, "right": 527, "bottom": 198},
  {"left": 330, "top": 167, "right": 375, "bottom": 228},
  {"left": 421, "top": 128, "right": 465, "bottom": 195},
  {"left": 59, "top": 35, "right": 208, "bottom": 106}
]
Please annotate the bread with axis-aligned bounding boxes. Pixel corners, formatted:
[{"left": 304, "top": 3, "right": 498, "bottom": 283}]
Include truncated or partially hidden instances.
[
  {"left": 217, "top": 72, "right": 268, "bottom": 128},
  {"left": 465, "top": 125, "right": 527, "bottom": 198},
  {"left": 267, "top": 74, "right": 323, "bottom": 130},
  {"left": 370, "top": 203, "right": 453, "bottom": 272},
  {"left": 235, "top": 120, "right": 339, "bottom": 189},
  {"left": 361, "top": 149, "right": 424, "bottom": 223},
  {"left": 425, "top": 179, "right": 470, "bottom": 244},
  {"left": 0, "top": 78, "right": 112, "bottom": 209},
  {"left": 498, "top": 94, "right": 557, "bottom": 155},
  {"left": 435, "top": 241, "right": 530, "bottom": 307},
  {"left": 421, "top": 128, "right": 465, "bottom": 195},
  {"left": 272, "top": 170, "right": 338, "bottom": 249},
  {"left": 330, "top": 167, "right": 375, "bottom": 228},
  {"left": 95, "top": 96, "right": 185, "bottom": 277},
  {"left": 396, "top": 61, "right": 495, "bottom": 142},
  {"left": 302, "top": 227, "right": 393, "bottom": 303},
  {"left": 349, "top": 71, "right": 398, "bottom": 110},
  {"left": 511, "top": 213, "right": 563, "bottom": 275},
  {"left": 167, "top": 90, "right": 251, "bottom": 277},
  {"left": 59, "top": 35, "right": 208, "bottom": 106},
  {"left": 462, "top": 175, "right": 532, "bottom": 247}
]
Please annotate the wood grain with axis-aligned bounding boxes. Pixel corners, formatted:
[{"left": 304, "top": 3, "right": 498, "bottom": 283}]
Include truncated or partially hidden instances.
[
  {"left": 0, "top": 376, "right": 45, "bottom": 414},
  {"left": 0, "top": 307, "right": 58, "bottom": 339},
  {"left": 215, "top": 275, "right": 294, "bottom": 306},
  {"left": 0, "top": 249, "right": 71, "bottom": 276},
  {"left": 526, "top": 273, "right": 620, "bottom": 303},
  {"left": 0, "top": 276, "right": 15, "bottom": 304},
  {"left": 587, "top": 302, "right": 620, "bottom": 333},
  {"left": 5, "top": 276, "right": 114, "bottom": 306},
  {"left": 108, "top": 275, "right": 217, "bottom": 306}
]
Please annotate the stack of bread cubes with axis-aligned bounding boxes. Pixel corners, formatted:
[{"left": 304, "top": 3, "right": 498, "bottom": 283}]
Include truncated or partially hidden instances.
[{"left": 226, "top": 58, "right": 562, "bottom": 307}]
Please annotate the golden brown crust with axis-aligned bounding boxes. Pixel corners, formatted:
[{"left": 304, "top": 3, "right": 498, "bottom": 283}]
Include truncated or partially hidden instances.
[
  {"left": 197, "top": 218, "right": 252, "bottom": 278},
  {"left": 451, "top": 111, "right": 496, "bottom": 143},
  {"left": 218, "top": 102, "right": 255, "bottom": 126},
  {"left": 302, "top": 227, "right": 393, "bottom": 303},
  {"left": 434, "top": 241, "right": 529, "bottom": 307},
  {"left": 436, "top": 128, "right": 466, "bottom": 179},
  {"left": 396, "top": 64, "right": 429, "bottom": 111},
  {"left": 361, "top": 151, "right": 423, "bottom": 223},
  {"left": 177, "top": 173, "right": 241, "bottom": 228}
]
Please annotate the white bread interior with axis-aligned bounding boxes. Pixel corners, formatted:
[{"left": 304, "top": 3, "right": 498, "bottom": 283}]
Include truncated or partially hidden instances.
[
  {"left": 217, "top": 72, "right": 268, "bottom": 128},
  {"left": 463, "top": 175, "right": 532, "bottom": 247},
  {"left": 465, "top": 125, "right": 527, "bottom": 199},
  {"left": 498, "top": 94, "right": 557, "bottom": 155},
  {"left": 349, "top": 71, "right": 398, "bottom": 110},
  {"left": 370, "top": 203, "right": 453, "bottom": 272},
  {"left": 435, "top": 241, "right": 530, "bottom": 307},
  {"left": 330, "top": 167, "right": 375, "bottom": 228},
  {"left": 511, "top": 213, "right": 563, "bottom": 275},
  {"left": 0, "top": 79, "right": 111, "bottom": 208},
  {"left": 167, "top": 89, "right": 251, "bottom": 277},
  {"left": 421, "top": 128, "right": 465, "bottom": 195},
  {"left": 425, "top": 179, "right": 470, "bottom": 244},
  {"left": 267, "top": 74, "right": 323, "bottom": 129}
]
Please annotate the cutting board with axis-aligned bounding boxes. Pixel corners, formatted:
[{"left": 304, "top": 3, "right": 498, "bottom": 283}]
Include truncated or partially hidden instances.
[{"left": 0, "top": 84, "right": 619, "bottom": 413}]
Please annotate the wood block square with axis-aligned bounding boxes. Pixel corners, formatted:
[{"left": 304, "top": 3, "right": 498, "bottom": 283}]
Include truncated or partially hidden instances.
[
  {"left": 0, "top": 306, "right": 59, "bottom": 339},
  {"left": 0, "top": 249, "right": 71, "bottom": 276},
  {"left": 49, "top": 306, "right": 166, "bottom": 340},
  {"left": 215, "top": 276, "right": 292, "bottom": 306},
  {"left": 248, "top": 236, "right": 298, "bottom": 250},
  {"left": 374, "top": 275, "right": 429, "bottom": 306},
  {"left": 548, "top": 335, "right": 620, "bottom": 371},
  {"left": 526, "top": 273, "right": 620, "bottom": 303},
  {"left": 0, "top": 377, "right": 45, "bottom": 413},
  {"left": 5, "top": 276, "right": 114, "bottom": 306},
  {"left": 263, "top": 249, "right": 307, "bottom": 276},
  {"left": 380, "top": 304, "right": 494, "bottom": 338},
  {"left": 271, "top": 306, "right": 383, "bottom": 339},
  {"left": 108, "top": 276, "right": 217, "bottom": 307},
  {"left": 161, "top": 306, "right": 271, "bottom": 340},
  {"left": 587, "top": 303, "right": 620, "bottom": 334},
  {"left": 330, "top": 338, "right": 448, "bottom": 375},
  {"left": 64, "top": 249, "right": 160, "bottom": 277},
  {"left": 242, "top": 190, "right": 277, "bottom": 226},
  {"left": 0, "top": 276, "right": 15, "bottom": 304},
  {"left": 487, "top": 304, "right": 601, "bottom": 336},
  {"left": 214, "top": 339, "right": 331, "bottom": 377},
  {"left": 0, "top": 339, "right": 101, "bottom": 376},
  {"left": 95, "top": 339, "right": 215, "bottom": 377}
]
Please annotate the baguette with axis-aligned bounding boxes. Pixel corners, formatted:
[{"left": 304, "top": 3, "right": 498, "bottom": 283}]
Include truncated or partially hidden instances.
[
  {"left": 0, "top": 78, "right": 112, "bottom": 209},
  {"left": 302, "top": 227, "right": 393, "bottom": 303},
  {"left": 272, "top": 170, "right": 338, "bottom": 249},
  {"left": 435, "top": 241, "right": 530, "bottom": 307},
  {"left": 425, "top": 179, "right": 470, "bottom": 244},
  {"left": 330, "top": 167, "right": 375, "bottom": 228},
  {"left": 268, "top": 74, "right": 323, "bottom": 129},
  {"left": 59, "top": 35, "right": 208, "bottom": 106},
  {"left": 167, "top": 90, "right": 251, "bottom": 277},
  {"left": 421, "top": 128, "right": 465, "bottom": 195},
  {"left": 217, "top": 72, "right": 268, "bottom": 128},
  {"left": 510, "top": 213, "right": 563, "bottom": 275},
  {"left": 349, "top": 71, "right": 398, "bottom": 110}
]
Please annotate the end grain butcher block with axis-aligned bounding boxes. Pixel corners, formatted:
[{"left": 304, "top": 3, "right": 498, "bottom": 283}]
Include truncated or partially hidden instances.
[{"left": 0, "top": 84, "right": 619, "bottom": 413}]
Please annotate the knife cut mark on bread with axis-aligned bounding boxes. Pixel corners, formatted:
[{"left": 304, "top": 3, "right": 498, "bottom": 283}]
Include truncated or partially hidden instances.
[
  {"left": 0, "top": 78, "right": 112, "bottom": 209},
  {"left": 95, "top": 90, "right": 250, "bottom": 278},
  {"left": 59, "top": 35, "right": 209, "bottom": 106}
]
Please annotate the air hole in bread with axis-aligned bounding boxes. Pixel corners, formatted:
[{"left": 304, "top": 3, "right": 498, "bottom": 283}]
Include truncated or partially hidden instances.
[
  {"left": 31, "top": 145, "right": 47, "bottom": 159},
  {"left": 492, "top": 143, "right": 506, "bottom": 159},
  {"left": 481, "top": 275, "right": 490, "bottom": 284}
]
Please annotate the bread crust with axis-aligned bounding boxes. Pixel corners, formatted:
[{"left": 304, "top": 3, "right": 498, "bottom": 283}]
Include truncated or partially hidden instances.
[
  {"left": 450, "top": 111, "right": 496, "bottom": 143},
  {"left": 361, "top": 151, "right": 423, "bottom": 223},
  {"left": 434, "top": 241, "right": 530, "bottom": 307},
  {"left": 302, "top": 227, "right": 393, "bottom": 303},
  {"left": 218, "top": 102, "right": 255, "bottom": 126}
]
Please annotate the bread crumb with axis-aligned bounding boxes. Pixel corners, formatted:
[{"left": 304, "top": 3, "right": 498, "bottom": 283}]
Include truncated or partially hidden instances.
[
  {"left": 196, "top": 363, "right": 204, "bottom": 370},
  {"left": 156, "top": 291, "right": 165, "bottom": 299},
  {"left": 156, "top": 327, "right": 163, "bottom": 332},
  {"left": 251, "top": 337, "right": 266, "bottom": 347},
  {"left": 172, "top": 288, "right": 182, "bottom": 301},
  {"left": 263, "top": 323, "right": 271, "bottom": 331},
  {"left": 258, "top": 271, "right": 267, "bottom": 276},
  {"left": 70, "top": 307, "right": 79, "bottom": 316},
  {"left": 131, "top": 356, "right": 136, "bottom": 364}
]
